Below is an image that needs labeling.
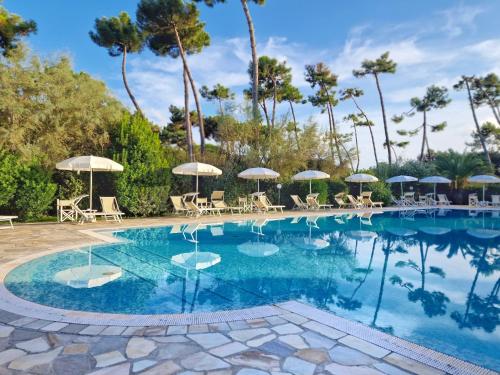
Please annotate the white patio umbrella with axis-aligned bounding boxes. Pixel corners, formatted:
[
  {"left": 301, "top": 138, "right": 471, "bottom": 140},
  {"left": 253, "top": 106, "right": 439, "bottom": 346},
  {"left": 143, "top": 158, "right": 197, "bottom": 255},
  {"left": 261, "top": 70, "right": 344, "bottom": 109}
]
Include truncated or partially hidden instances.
[
  {"left": 238, "top": 167, "right": 279, "bottom": 192},
  {"left": 56, "top": 156, "right": 124, "bottom": 211},
  {"left": 467, "top": 175, "right": 500, "bottom": 201},
  {"left": 172, "top": 162, "right": 222, "bottom": 194},
  {"left": 386, "top": 175, "right": 418, "bottom": 197},
  {"left": 419, "top": 176, "right": 452, "bottom": 199},
  {"left": 292, "top": 170, "right": 330, "bottom": 194},
  {"left": 345, "top": 173, "right": 379, "bottom": 194}
]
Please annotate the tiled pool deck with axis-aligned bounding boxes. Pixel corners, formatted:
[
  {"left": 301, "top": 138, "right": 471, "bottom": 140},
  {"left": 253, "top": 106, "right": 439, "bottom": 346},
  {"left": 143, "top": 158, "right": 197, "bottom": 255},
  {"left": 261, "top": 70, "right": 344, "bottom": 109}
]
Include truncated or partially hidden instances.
[{"left": 0, "top": 208, "right": 498, "bottom": 375}]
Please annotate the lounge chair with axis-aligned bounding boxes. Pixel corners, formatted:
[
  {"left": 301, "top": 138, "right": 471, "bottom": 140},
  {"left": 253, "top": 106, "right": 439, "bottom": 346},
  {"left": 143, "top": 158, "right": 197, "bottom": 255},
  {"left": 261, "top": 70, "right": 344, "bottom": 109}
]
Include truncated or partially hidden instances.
[
  {"left": 469, "top": 194, "right": 479, "bottom": 207},
  {"left": 100, "top": 197, "right": 124, "bottom": 223},
  {"left": 347, "top": 195, "right": 363, "bottom": 209},
  {"left": 255, "top": 195, "right": 285, "bottom": 213},
  {"left": 212, "top": 200, "right": 244, "bottom": 214},
  {"left": 361, "top": 192, "right": 383, "bottom": 208},
  {"left": 170, "top": 196, "right": 189, "bottom": 215},
  {"left": 391, "top": 196, "right": 405, "bottom": 207},
  {"left": 425, "top": 193, "right": 437, "bottom": 206},
  {"left": 211, "top": 190, "right": 225, "bottom": 203},
  {"left": 306, "top": 194, "right": 333, "bottom": 210},
  {"left": 334, "top": 193, "right": 349, "bottom": 208},
  {"left": 403, "top": 192, "right": 419, "bottom": 207},
  {"left": 291, "top": 195, "right": 308, "bottom": 210},
  {"left": 56, "top": 194, "right": 88, "bottom": 222},
  {"left": 437, "top": 194, "right": 452, "bottom": 206},
  {"left": 0, "top": 216, "right": 17, "bottom": 229},
  {"left": 492, "top": 195, "right": 500, "bottom": 207},
  {"left": 185, "top": 201, "right": 222, "bottom": 217}
]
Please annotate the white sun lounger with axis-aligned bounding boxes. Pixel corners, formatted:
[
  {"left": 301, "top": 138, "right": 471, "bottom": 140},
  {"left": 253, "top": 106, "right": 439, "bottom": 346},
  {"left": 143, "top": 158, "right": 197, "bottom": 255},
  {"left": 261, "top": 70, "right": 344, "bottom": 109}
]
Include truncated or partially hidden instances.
[{"left": 0, "top": 216, "right": 17, "bottom": 229}]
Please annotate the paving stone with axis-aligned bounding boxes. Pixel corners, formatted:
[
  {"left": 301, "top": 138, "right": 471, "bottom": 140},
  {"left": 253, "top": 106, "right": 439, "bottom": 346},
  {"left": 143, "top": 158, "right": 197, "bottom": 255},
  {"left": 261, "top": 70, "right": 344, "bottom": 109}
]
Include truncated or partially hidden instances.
[
  {"left": 324, "top": 363, "right": 384, "bottom": 375},
  {"left": 295, "top": 348, "right": 330, "bottom": 364},
  {"left": 246, "top": 319, "right": 269, "bottom": 328},
  {"left": 227, "top": 350, "right": 280, "bottom": 371},
  {"left": 207, "top": 370, "right": 232, "bottom": 375},
  {"left": 264, "top": 316, "right": 287, "bottom": 325},
  {"left": 10, "top": 329, "right": 43, "bottom": 341},
  {"left": 141, "top": 360, "right": 181, "bottom": 375},
  {"left": 126, "top": 337, "right": 156, "bottom": 359},
  {"left": 328, "top": 346, "right": 378, "bottom": 366},
  {"left": 281, "top": 313, "right": 309, "bottom": 325},
  {"left": 229, "top": 328, "right": 271, "bottom": 342},
  {"left": 88, "top": 363, "right": 130, "bottom": 375},
  {"left": 338, "top": 336, "right": 390, "bottom": 358},
  {"left": 247, "top": 333, "right": 277, "bottom": 347},
  {"left": 384, "top": 353, "right": 445, "bottom": 375},
  {"left": 9, "top": 317, "right": 36, "bottom": 327},
  {"left": 0, "top": 326, "right": 14, "bottom": 338},
  {"left": 178, "top": 371, "right": 203, "bottom": 375},
  {"left": 188, "top": 324, "right": 209, "bottom": 333},
  {"left": 181, "top": 351, "right": 231, "bottom": 371},
  {"left": 167, "top": 325, "right": 187, "bottom": 335},
  {"left": 260, "top": 340, "right": 295, "bottom": 357},
  {"left": 132, "top": 359, "right": 157, "bottom": 373},
  {"left": 79, "top": 325, "right": 106, "bottom": 335},
  {"left": 282, "top": 356, "right": 316, "bottom": 375},
  {"left": 302, "top": 321, "right": 345, "bottom": 340},
  {"left": 8, "top": 347, "right": 62, "bottom": 371},
  {"left": 144, "top": 327, "right": 166, "bottom": 336},
  {"left": 100, "top": 326, "right": 126, "bottom": 336},
  {"left": 41, "top": 322, "right": 68, "bottom": 332},
  {"left": 209, "top": 342, "right": 247, "bottom": 357},
  {"left": 157, "top": 342, "right": 199, "bottom": 359},
  {"left": 228, "top": 320, "right": 249, "bottom": 330},
  {"left": 279, "top": 334, "right": 308, "bottom": 349},
  {"left": 373, "top": 362, "right": 412, "bottom": 375},
  {"left": 0, "top": 311, "right": 22, "bottom": 324},
  {"left": 121, "top": 327, "right": 145, "bottom": 336},
  {"left": 153, "top": 335, "right": 189, "bottom": 343},
  {"left": 271, "top": 323, "right": 303, "bottom": 335},
  {"left": 63, "top": 343, "right": 89, "bottom": 355},
  {"left": 23, "top": 319, "right": 53, "bottom": 330},
  {"left": 237, "top": 369, "right": 269, "bottom": 375},
  {"left": 209, "top": 322, "right": 230, "bottom": 332},
  {"left": 60, "top": 324, "right": 87, "bottom": 334},
  {"left": 93, "top": 350, "right": 126, "bottom": 368},
  {"left": 301, "top": 331, "right": 336, "bottom": 350},
  {"left": 15, "top": 337, "right": 50, "bottom": 353},
  {"left": 52, "top": 354, "right": 92, "bottom": 375},
  {"left": 0, "top": 349, "right": 25, "bottom": 365},
  {"left": 188, "top": 333, "right": 231, "bottom": 349}
]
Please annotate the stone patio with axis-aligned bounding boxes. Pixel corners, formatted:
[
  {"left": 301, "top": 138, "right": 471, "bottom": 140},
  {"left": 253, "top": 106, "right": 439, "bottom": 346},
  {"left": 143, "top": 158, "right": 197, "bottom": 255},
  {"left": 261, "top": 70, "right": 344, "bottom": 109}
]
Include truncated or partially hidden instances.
[{"left": 0, "top": 210, "right": 497, "bottom": 375}]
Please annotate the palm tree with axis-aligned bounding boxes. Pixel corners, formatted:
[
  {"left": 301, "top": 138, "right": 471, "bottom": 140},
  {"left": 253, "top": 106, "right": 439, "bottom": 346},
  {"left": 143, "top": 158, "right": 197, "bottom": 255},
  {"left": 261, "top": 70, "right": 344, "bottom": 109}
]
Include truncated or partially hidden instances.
[
  {"left": 195, "top": 0, "right": 265, "bottom": 121},
  {"left": 90, "top": 12, "right": 145, "bottom": 116},
  {"left": 137, "top": 0, "right": 210, "bottom": 156},
  {"left": 434, "top": 150, "right": 485, "bottom": 189},
  {"left": 454, "top": 76, "right": 492, "bottom": 167},
  {"left": 353, "top": 52, "right": 397, "bottom": 165}
]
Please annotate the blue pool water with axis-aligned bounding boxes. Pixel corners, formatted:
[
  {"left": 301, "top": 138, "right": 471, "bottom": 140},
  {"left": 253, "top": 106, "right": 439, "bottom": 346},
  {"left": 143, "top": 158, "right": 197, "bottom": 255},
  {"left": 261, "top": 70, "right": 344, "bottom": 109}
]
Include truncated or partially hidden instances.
[{"left": 5, "top": 209, "right": 500, "bottom": 370}]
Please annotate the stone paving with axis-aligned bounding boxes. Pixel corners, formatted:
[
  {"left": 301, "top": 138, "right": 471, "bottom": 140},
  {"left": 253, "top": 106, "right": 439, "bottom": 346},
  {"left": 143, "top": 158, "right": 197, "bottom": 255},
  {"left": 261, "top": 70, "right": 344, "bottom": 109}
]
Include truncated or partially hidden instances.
[{"left": 0, "top": 210, "right": 497, "bottom": 375}]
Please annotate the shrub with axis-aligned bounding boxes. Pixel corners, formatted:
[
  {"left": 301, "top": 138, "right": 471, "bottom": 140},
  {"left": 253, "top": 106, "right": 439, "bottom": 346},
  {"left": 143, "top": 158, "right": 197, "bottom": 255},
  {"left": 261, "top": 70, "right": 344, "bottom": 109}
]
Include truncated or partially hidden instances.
[
  {"left": 112, "top": 113, "right": 171, "bottom": 216},
  {"left": 327, "top": 177, "right": 348, "bottom": 203},
  {"left": 364, "top": 181, "right": 392, "bottom": 206},
  {"left": 0, "top": 151, "right": 20, "bottom": 208},
  {"left": 14, "top": 164, "right": 57, "bottom": 220}
]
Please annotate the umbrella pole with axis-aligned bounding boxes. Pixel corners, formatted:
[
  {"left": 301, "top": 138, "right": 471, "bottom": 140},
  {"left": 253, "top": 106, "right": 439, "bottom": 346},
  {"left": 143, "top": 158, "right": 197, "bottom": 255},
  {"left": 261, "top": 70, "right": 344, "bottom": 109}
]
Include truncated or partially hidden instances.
[
  {"left": 196, "top": 172, "right": 199, "bottom": 195},
  {"left": 257, "top": 179, "right": 260, "bottom": 193},
  {"left": 434, "top": 184, "right": 436, "bottom": 200},
  {"left": 309, "top": 180, "right": 312, "bottom": 195},
  {"left": 400, "top": 182, "right": 403, "bottom": 198},
  {"left": 89, "top": 168, "right": 93, "bottom": 211},
  {"left": 360, "top": 182, "right": 363, "bottom": 195}
]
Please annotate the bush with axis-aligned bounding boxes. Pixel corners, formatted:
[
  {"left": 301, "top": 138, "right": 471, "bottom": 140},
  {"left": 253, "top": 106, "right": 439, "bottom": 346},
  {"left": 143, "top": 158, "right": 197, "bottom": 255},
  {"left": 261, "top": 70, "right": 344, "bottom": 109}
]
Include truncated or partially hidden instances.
[
  {"left": 14, "top": 164, "right": 57, "bottom": 220},
  {"left": 364, "top": 181, "right": 392, "bottom": 206},
  {"left": 112, "top": 113, "right": 171, "bottom": 216},
  {"left": 0, "top": 151, "right": 20, "bottom": 208},
  {"left": 327, "top": 177, "right": 347, "bottom": 203}
]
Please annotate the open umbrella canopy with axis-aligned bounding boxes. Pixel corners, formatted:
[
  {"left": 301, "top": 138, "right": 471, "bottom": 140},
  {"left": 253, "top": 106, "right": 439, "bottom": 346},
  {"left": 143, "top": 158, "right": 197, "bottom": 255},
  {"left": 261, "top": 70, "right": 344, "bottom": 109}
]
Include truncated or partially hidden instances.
[
  {"left": 467, "top": 175, "right": 500, "bottom": 201},
  {"left": 173, "top": 162, "right": 222, "bottom": 194},
  {"left": 386, "top": 175, "right": 418, "bottom": 197},
  {"left": 345, "top": 173, "right": 378, "bottom": 193},
  {"left": 419, "top": 176, "right": 451, "bottom": 199},
  {"left": 56, "top": 156, "right": 124, "bottom": 211},
  {"left": 238, "top": 168, "right": 279, "bottom": 192},
  {"left": 292, "top": 170, "right": 330, "bottom": 194}
]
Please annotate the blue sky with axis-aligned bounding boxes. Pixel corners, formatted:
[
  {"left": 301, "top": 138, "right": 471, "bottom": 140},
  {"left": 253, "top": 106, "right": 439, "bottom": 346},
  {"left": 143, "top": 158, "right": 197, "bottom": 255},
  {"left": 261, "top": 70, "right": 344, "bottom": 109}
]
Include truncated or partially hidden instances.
[{"left": 5, "top": 0, "right": 500, "bottom": 167}]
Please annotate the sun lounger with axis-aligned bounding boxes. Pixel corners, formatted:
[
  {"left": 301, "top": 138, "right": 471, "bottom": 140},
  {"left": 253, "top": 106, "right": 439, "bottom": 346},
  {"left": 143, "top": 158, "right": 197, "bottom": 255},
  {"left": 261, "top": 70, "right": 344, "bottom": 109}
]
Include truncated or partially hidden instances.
[
  {"left": 334, "top": 193, "right": 349, "bottom": 208},
  {"left": 437, "top": 194, "right": 452, "bottom": 206},
  {"left": 391, "top": 196, "right": 405, "bottom": 207},
  {"left": 361, "top": 192, "right": 383, "bottom": 208},
  {"left": 185, "top": 201, "right": 222, "bottom": 217},
  {"left": 255, "top": 195, "right": 285, "bottom": 213},
  {"left": 100, "top": 197, "right": 124, "bottom": 223},
  {"left": 425, "top": 193, "right": 437, "bottom": 206},
  {"left": 0, "top": 216, "right": 17, "bottom": 229},
  {"left": 347, "top": 195, "right": 363, "bottom": 209},
  {"left": 291, "top": 195, "right": 308, "bottom": 210},
  {"left": 170, "top": 196, "right": 189, "bottom": 215},
  {"left": 212, "top": 200, "right": 244, "bottom": 214},
  {"left": 469, "top": 194, "right": 479, "bottom": 207},
  {"left": 211, "top": 191, "right": 225, "bottom": 203},
  {"left": 306, "top": 194, "right": 333, "bottom": 210},
  {"left": 492, "top": 195, "right": 500, "bottom": 207}
]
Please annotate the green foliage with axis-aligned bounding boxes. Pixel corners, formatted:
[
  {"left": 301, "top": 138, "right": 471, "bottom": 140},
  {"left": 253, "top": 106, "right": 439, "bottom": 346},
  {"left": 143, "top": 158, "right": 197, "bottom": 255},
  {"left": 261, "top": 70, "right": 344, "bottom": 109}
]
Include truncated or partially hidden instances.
[
  {"left": 14, "top": 164, "right": 57, "bottom": 221},
  {"left": 352, "top": 52, "right": 397, "bottom": 77},
  {"left": 434, "top": 150, "right": 487, "bottom": 189},
  {"left": 56, "top": 173, "right": 86, "bottom": 200},
  {"left": 0, "top": 150, "right": 20, "bottom": 207},
  {"left": 468, "top": 122, "right": 500, "bottom": 153},
  {"left": 112, "top": 113, "right": 171, "bottom": 216},
  {"left": 0, "top": 4, "right": 36, "bottom": 56},
  {"left": 364, "top": 181, "right": 392, "bottom": 206}
]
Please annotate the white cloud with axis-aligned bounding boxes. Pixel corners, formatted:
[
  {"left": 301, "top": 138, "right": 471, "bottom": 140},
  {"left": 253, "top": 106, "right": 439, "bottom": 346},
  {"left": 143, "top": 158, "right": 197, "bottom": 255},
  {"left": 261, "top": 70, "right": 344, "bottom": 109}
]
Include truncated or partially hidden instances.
[{"left": 439, "top": 3, "right": 485, "bottom": 38}]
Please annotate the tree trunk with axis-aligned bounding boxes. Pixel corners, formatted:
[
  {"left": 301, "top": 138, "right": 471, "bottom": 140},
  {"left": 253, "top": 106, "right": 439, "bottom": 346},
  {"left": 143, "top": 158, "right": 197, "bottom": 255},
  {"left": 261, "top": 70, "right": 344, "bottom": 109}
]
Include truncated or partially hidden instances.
[
  {"left": 271, "top": 80, "right": 277, "bottom": 128},
  {"left": 218, "top": 98, "right": 224, "bottom": 116},
  {"left": 487, "top": 99, "right": 500, "bottom": 125},
  {"left": 419, "top": 110, "right": 427, "bottom": 161},
  {"left": 172, "top": 24, "right": 206, "bottom": 156},
  {"left": 289, "top": 100, "right": 300, "bottom": 150},
  {"left": 121, "top": 46, "right": 143, "bottom": 116},
  {"left": 325, "top": 104, "right": 337, "bottom": 164},
  {"left": 351, "top": 96, "right": 379, "bottom": 168},
  {"left": 260, "top": 100, "right": 271, "bottom": 128},
  {"left": 323, "top": 86, "right": 343, "bottom": 164},
  {"left": 374, "top": 73, "right": 392, "bottom": 165},
  {"left": 183, "top": 69, "right": 194, "bottom": 162},
  {"left": 353, "top": 124, "right": 360, "bottom": 172},
  {"left": 465, "top": 79, "right": 492, "bottom": 167},
  {"left": 241, "top": 0, "right": 259, "bottom": 121}
]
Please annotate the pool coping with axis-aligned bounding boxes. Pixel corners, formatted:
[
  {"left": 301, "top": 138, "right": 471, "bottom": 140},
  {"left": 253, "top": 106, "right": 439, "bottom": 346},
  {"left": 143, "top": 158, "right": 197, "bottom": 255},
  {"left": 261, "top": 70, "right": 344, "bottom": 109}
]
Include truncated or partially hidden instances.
[{"left": 0, "top": 207, "right": 498, "bottom": 375}]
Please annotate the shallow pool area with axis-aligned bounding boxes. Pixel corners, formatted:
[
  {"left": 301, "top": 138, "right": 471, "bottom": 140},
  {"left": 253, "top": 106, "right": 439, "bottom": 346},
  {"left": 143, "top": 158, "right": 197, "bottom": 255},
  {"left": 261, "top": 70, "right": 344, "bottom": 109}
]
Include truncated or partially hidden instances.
[{"left": 5, "top": 209, "right": 500, "bottom": 371}]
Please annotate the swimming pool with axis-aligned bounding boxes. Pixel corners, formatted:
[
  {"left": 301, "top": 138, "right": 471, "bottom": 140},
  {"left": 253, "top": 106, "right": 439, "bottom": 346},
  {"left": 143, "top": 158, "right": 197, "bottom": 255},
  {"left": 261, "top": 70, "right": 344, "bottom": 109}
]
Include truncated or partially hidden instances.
[{"left": 5, "top": 209, "right": 500, "bottom": 370}]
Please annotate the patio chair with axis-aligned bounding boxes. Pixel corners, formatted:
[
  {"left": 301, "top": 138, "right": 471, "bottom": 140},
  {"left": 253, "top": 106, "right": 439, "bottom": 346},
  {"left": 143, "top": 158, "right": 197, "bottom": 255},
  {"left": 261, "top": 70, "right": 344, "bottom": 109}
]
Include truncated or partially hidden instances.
[
  {"left": 334, "top": 193, "right": 349, "bottom": 208},
  {"left": 291, "top": 195, "right": 308, "bottom": 210},
  {"left": 238, "top": 196, "right": 251, "bottom": 212},
  {"left": 100, "top": 197, "right": 124, "bottom": 223},
  {"left": 469, "top": 193, "right": 479, "bottom": 207},
  {"left": 211, "top": 190, "right": 225, "bottom": 203},
  {"left": 185, "top": 201, "right": 222, "bottom": 217},
  {"left": 306, "top": 194, "right": 333, "bottom": 210},
  {"left": 391, "top": 196, "right": 405, "bottom": 207},
  {"left": 347, "top": 195, "right": 363, "bottom": 209},
  {"left": 56, "top": 194, "right": 88, "bottom": 222},
  {"left": 0, "top": 216, "right": 17, "bottom": 229},
  {"left": 492, "top": 195, "right": 500, "bottom": 207},
  {"left": 255, "top": 195, "right": 285, "bottom": 213},
  {"left": 403, "top": 192, "right": 419, "bottom": 207},
  {"left": 425, "top": 193, "right": 437, "bottom": 206},
  {"left": 170, "top": 196, "right": 189, "bottom": 215},
  {"left": 437, "top": 194, "right": 452, "bottom": 206},
  {"left": 361, "top": 191, "right": 383, "bottom": 208}
]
